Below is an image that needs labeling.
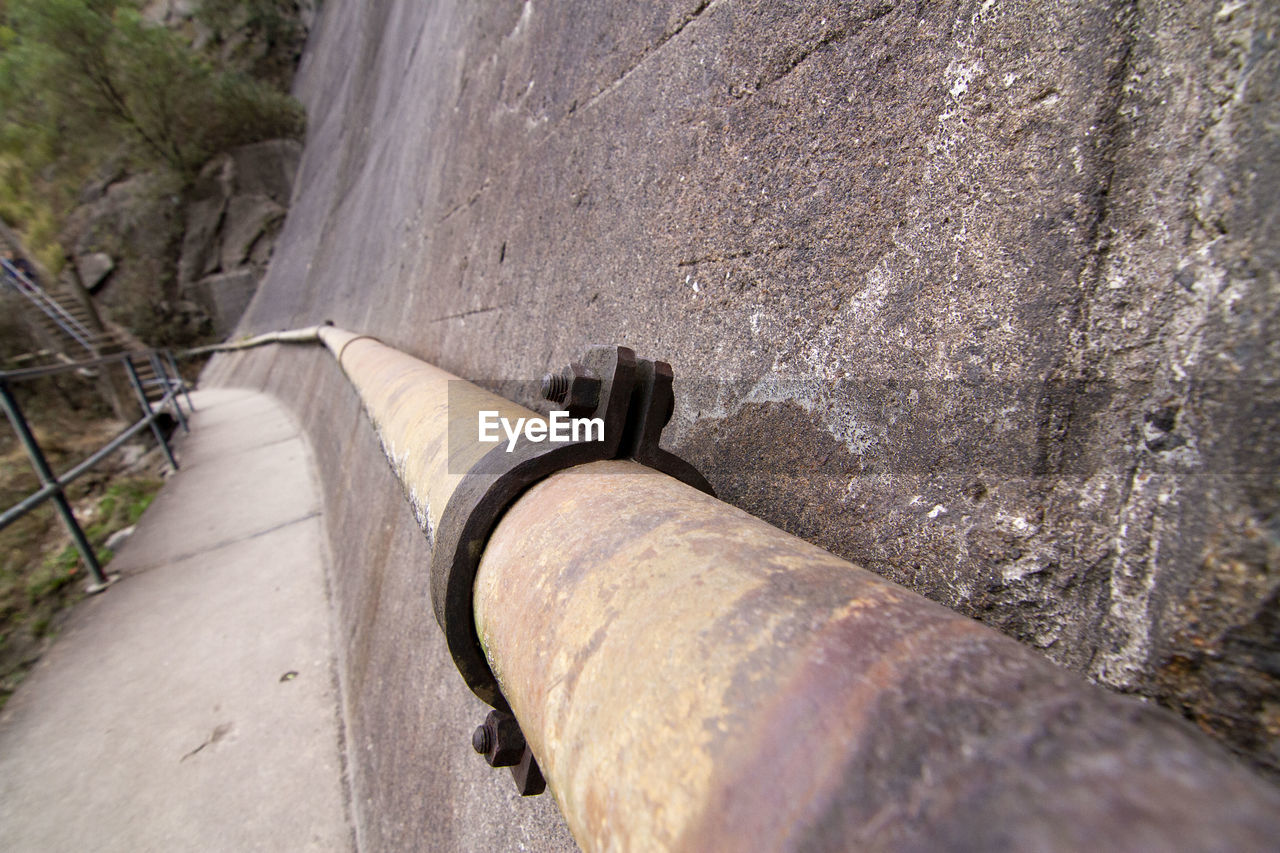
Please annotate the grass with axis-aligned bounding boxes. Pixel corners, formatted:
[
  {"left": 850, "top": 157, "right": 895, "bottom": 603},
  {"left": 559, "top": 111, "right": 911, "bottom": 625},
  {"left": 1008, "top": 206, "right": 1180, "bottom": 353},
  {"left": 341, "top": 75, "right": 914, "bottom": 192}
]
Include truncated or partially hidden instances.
[{"left": 0, "top": 389, "right": 164, "bottom": 709}]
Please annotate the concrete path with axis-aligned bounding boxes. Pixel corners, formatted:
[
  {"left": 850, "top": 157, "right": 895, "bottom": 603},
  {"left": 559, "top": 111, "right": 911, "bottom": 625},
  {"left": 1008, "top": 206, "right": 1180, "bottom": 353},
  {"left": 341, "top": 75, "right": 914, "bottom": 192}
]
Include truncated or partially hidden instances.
[{"left": 0, "top": 388, "right": 353, "bottom": 853}]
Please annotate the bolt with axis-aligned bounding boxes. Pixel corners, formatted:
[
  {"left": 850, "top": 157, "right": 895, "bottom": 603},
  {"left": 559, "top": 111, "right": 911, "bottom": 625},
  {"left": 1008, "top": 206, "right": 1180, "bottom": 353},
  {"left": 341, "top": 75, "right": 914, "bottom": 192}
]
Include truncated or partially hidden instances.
[
  {"left": 541, "top": 370, "right": 569, "bottom": 403},
  {"left": 472, "top": 724, "right": 492, "bottom": 755},
  {"left": 474, "top": 710, "right": 527, "bottom": 767}
]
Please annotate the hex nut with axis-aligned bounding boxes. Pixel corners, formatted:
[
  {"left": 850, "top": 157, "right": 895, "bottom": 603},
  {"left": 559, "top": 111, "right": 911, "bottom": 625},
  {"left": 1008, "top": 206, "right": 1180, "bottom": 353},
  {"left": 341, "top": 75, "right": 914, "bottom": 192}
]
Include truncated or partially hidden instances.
[
  {"left": 480, "top": 710, "right": 527, "bottom": 768},
  {"left": 564, "top": 363, "right": 601, "bottom": 414}
]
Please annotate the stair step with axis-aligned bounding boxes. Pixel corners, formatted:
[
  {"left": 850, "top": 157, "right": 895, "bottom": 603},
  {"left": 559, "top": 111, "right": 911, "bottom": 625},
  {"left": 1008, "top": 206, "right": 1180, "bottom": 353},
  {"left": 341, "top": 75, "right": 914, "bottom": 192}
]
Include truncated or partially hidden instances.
[{"left": 13, "top": 285, "right": 157, "bottom": 368}]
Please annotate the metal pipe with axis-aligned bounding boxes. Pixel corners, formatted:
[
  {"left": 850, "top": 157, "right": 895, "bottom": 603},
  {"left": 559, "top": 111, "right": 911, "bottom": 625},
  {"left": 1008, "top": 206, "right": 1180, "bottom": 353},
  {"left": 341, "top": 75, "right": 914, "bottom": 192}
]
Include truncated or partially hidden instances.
[
  {"left": 473, "top": 460, "right": 1280, "bottom": 851},
  {"left": 188, "top": 324, "right": 526, "bottom": 539},
  {"left": 181, "top": 325, "right": 327, "bottom": 357},
  {"left": 315, "top": 326, "right": 537, "bottom": 538},
  {"left": 211, "top": 328, "right": 1280, "bottom": 848},
  {"left": 0, "top": 380, "right": 107, "bottom": 589}
]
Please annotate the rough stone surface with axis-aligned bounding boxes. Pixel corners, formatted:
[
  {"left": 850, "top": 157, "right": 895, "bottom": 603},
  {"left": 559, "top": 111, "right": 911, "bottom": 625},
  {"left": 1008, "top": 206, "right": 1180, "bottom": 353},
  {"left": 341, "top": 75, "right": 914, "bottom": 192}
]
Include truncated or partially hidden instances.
[
  {"left": 179, "top": 141, "right": 301, "bottom": 290},
  {"left": 32, "top": 5, "right": 312, "bottom": 352},
  {"left": 176, "top": 140, "right": 302, "bottom": 335},
  {"left": 208, "top": 0, "right": 1280, "bottom": 845},
  {"left": 230, "top": 139, "right": 304, "bottom": 205},
  {"left": 59, "top": 172, "right": 190, "bottom": 344},
  {"left": 177, "top": 158, "right": 233, "bottom": 289},
  {"left": 219, "top": 195, "right": 286, "bottom": 271},
  {"left": 75, "top": 251, "right": 114, "bottom": 291},
  {"left": 195, "top": 268, "right": 262, "bottom": 338}
]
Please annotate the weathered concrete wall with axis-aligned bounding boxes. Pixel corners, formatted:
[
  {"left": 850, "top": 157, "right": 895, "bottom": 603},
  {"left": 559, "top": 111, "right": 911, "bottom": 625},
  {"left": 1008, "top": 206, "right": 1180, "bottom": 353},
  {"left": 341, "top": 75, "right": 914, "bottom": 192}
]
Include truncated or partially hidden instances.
[{"left": 207, "top": 0, "right": 1279, "bottom": 846}]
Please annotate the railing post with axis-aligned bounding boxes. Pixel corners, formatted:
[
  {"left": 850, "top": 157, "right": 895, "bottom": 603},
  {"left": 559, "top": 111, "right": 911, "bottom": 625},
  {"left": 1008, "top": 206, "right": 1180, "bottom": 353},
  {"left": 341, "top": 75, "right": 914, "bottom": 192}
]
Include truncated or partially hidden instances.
[
  {"left": 165, "top": 349, "right": 195, "bottom": 412},
  {"left": 122, "top": 355, "right": 178, "bottom": 472},
  {"left": 0, "top": 379, "right": 109, "bottom": 591},
  {"left": 149, "top": 352, "right": 188, "bottom": 433}
]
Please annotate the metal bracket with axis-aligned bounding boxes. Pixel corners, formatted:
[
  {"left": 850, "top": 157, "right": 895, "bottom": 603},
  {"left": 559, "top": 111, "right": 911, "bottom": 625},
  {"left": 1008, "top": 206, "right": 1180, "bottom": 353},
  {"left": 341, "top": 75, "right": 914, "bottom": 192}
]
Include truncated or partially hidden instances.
[{"left": 429, "top": 346, "right": 712, "bottom": 794}]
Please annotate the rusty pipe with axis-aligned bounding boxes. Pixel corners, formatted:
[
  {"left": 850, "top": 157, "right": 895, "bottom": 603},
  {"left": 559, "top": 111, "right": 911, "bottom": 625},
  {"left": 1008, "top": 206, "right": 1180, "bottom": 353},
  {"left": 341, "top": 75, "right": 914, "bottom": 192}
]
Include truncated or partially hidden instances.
[
  {"left": 198, "top": 323, "right": 535, "bottom": 551},
  {"left": 212, "top": 329, "right": 1280, "bottom": 848},
  {"left": 474, "top": 461, "right": 1280, "bottom": 851},
  {"left": 315, "top": 327, "right": 536, "bottom": 539}
]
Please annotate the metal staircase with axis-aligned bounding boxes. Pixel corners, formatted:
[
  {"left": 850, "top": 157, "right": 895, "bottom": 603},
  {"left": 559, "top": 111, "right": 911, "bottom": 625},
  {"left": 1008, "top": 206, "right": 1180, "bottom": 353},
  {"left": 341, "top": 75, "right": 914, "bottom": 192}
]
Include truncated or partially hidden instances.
[{"left": 1, "top": 255, "right": 173, "bottom": 404}]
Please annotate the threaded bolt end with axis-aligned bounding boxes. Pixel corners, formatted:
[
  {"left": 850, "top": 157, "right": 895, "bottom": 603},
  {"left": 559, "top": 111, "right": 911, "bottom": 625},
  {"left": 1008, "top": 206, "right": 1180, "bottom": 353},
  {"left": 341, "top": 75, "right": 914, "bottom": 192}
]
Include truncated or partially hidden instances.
[
  {"left": 472, "top": 725, "right": 492, "bottom": 755},
  {"left": 541, "top": 371, "right": 569, "bottom": 403}
]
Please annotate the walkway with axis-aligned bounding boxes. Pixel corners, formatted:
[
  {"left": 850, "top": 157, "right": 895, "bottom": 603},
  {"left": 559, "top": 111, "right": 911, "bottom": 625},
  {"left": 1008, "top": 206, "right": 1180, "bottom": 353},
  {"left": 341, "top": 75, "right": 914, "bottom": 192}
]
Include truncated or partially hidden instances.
[{"left": 0, "top": 388, "right": 352, "bottom": 852}]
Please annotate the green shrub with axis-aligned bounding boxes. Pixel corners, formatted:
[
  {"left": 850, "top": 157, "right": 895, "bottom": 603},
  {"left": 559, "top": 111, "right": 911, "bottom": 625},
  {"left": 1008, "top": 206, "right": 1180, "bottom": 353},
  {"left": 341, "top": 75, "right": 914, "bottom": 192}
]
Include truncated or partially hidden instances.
[
  {"left": 0, "top": 0, "right": 306, "bottom": 340},
  {"left": 26, "top": 550, "right": 76, "bottom": 602},
  {"left": 196, "top": 0, "right": 308, "bottom": 87},
  {"left": 0, "top": 0, "right": 305, "bottom": 178}
]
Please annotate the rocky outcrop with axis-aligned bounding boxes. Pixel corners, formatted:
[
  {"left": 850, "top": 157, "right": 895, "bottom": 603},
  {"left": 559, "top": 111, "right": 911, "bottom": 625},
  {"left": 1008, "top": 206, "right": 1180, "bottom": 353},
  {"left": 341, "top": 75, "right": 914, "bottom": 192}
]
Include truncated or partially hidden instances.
[
  {"left": 178, "top": 139, "right": 301, "bottom": 338},
  {"left": 193, "top": 269, "right": 260, "bottom": 338},
  {"left": 144, "top": 0, "right": 317, "bottom": 89},
  {"left": 58, "top": 138, "right": 302, "bottom": 345},
  {"left": 61, "top": 171, "right": 187, "bottom": 341},
  {"left": 34, "top": 0, "right": 315, "bottom": 349}
]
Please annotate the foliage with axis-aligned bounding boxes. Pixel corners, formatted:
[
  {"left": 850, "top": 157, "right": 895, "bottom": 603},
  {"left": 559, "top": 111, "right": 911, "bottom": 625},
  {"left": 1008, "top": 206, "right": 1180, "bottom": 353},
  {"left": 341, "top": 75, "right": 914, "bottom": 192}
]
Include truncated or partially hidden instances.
[
  {"left": 0, "top": 0, "right": 305, "bottom": 177},
  {"left": 196, "top": 0, "right": 308, "bottom": 87},
  {"left": 0, "top": 0, "right": 305, "bottom": 266},
  {"left": 0, "top": 157, "right": 72, "bottom": 274},
  {"left": 198, "top": 0, "right": 304, "bottom": 42}
]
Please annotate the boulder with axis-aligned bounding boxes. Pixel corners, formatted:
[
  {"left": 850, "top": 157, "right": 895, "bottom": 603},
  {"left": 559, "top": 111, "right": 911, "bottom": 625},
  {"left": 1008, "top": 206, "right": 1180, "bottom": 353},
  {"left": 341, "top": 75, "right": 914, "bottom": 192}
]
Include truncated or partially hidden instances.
[
  {"left": 76, "top": 252, "right": 115, "bottom": 292},
  {"left": 177, "top": 140, "right": 300, "bottom": 295},
  {"left": 177, "top": 197, "right": 226, "bottom": 288},
  {"left": 177, "top": 156, "right": 235, "bottom": 288},
  {"left": 60, "top": 173, "right": 183, "bottom": 328},
  {"left": 218, "top": 195, "right": 285, "bottom": 271},
  {"left": 190, "top": 268, "right": 260, "bottom": 338},
  {"left": 229, "top": 140, "right": 302, "bottom": 205},
  {"left": 77, "top": 164, "right": 127, "bottom": 206}
]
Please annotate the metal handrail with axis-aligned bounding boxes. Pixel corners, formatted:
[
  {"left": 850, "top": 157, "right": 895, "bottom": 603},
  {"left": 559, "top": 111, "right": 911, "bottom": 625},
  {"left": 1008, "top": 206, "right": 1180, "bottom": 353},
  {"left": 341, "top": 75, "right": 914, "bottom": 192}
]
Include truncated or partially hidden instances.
[
  {"left": 0, "top": 390, "right": 173, "bottom": 531},
  {"left": 0, "top": 347, "right": 193, "bottom": 421},
  {"left": 0, "top": 349, "right": 187, "bottom": 591},
  {"left": 0, "top": 347, "right": 169, "bottom": 381},
  {"left": 1, "top": 258, "right": 96, "bottom": 353},
  {"left": 0, "top": 258, "right": 94, "bottom": 339}
]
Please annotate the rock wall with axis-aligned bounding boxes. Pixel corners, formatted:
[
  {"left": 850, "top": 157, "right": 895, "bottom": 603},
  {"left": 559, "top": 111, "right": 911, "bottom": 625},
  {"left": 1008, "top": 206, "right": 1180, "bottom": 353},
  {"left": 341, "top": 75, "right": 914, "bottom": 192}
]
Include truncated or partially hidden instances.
[
  {"left": 64, "top": 139, "right": 301, "bottom": 344},
  {"left": 63, "top": 171, "right": 188, "bottom": 340},
  {"left": 209, "top": 0, "right": 1279, "bottom": 846},
  {"left": 178, "top": 140, "right": 302, "bottom": 337},
  {"left": 52, "top": 0, "right": 314, "bottom": 348}
]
